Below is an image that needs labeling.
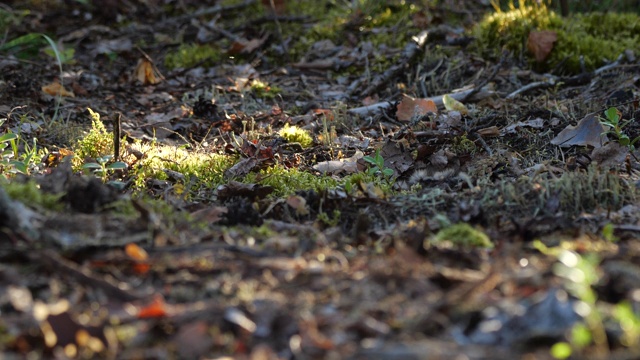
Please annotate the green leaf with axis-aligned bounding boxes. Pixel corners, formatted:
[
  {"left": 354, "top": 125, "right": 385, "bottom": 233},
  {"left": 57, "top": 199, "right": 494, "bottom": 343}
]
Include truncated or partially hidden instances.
[
  {"left": 605, "top": 107, "right": 619, "bottom": 124},
  {"left": 10, "top": 160, "right": 27, "bottom": 174},
  {"left": 363, "top": 156, "right": 376, "bottom": 164},
  {"left": 382, "top": 168, "right": 394, "bottom": 177},
  {"left": 107, "top": 162, "right": 127, "bottom": 170},
  {"left": 0, "top": 133, "right": 18, "bottom": 142},
  {"left": 0, "top": 33, "right": 45, "bottom": 52},
  {"left": 82, "top": 163, "right": 102, "bottom": 169}
]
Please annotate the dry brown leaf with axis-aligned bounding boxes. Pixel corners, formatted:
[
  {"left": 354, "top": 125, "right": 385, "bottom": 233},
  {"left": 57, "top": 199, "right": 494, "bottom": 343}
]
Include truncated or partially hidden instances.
[
  {"left": 228, "top": 36, "right": 268, "bottom": 55},
  {"left": 42, "top": 81, "right": 75, "bottom": 97},
  {"left": 550, "top": 114, "right": 607, "bottom": 148},
  {"left": 286, "top": 195, "right": 309, "bottom": 216},
  {"left": 134, "top": 58, "right": 163, "bottom": 85},
  {"left": 261, "top": 0, "right": 287, "bottom": 15},
  {"left": 527, "top": 30, "right": 557, "bottom": 63},
  {"left": 396, "top": 94, "right": 437, "bottom": 121}
]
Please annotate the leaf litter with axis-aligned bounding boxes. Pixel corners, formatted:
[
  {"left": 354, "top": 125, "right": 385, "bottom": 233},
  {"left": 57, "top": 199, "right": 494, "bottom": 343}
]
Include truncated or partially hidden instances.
[{"left": 1, "top": 1, "right": 640, "bottom": 359}]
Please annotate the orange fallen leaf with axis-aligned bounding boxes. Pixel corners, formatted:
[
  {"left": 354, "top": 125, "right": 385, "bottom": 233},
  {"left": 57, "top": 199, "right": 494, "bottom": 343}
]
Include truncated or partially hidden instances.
[
  {"left": 42, "top": 81, "right": 75, "bottom": 97},
  {"left": 314, "top": 109, "right": 335, "bottom": 121},
  {"left": 125, "top": 243, "right": 148, "bottom": 261},
  {"left": 137, "top": 295, "right": 167, "bottom": 319},
  {"left": 134, "top": 57, "right": 163, "bottom": 85},
  {"left": 396, "top": 94, "right": 437, "bottom": 121},
  {"left": 527, "top": 30, "right": 557, "bottom": 63}
]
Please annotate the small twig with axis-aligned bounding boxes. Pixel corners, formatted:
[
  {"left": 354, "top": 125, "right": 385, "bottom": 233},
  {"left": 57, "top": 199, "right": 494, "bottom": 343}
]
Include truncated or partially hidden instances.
[
  {"left": 348, "top": 85, "right": 495, "bottom": 117},
  {"left": 31, "top": 249, "right": 148, "bottom": 301},
  {"left": 268, "top": 0, "right": 290, "bottom": 64},
  {"left": 350, "top": 31, "right": 428, "bottom": 98},
  {"left": 114, "top": 113, "right": 121, "bottom": 162},
  {"left": 506, "top": 54, "right": 625, "bottom": 99},
  {"left": 462, "top": 51, "right": 507, "bottom": 102}
]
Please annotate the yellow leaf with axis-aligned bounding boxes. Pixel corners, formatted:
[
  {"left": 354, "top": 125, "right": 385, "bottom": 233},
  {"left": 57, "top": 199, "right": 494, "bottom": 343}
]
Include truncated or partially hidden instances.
[{"left": 443, "top": 94, "right": 468, "bottom": 115}]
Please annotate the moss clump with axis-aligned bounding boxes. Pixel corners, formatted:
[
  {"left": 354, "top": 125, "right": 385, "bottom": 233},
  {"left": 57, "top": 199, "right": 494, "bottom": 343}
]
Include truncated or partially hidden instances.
[
  {"left": 2, "top": 180, "right": 63, "bottom": 211},
  {"left": 164, "top": 44, "right": 223, "bottom": 70},
  {"left": 278, "top": 124, "right": 313, "bottom": 148},
  {"left": 431, "top": 223, "right": 493, "bottom": 249},
  {"left": 245, "top": 165, "right": 339, "bottom": 196},
  {"left": 251, "top": 80, "right": 282, "bottom": 100},
  {"left": 474, "top": 1, "right": 640, "bottom": 73}
]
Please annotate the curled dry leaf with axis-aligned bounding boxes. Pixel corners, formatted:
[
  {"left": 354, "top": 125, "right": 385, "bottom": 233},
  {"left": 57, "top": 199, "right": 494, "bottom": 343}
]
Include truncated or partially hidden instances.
[
  {"left": 527, "top": 30, "right": 557, "bottom": 63},
  {"left": 134, "top": 58, "right": 163, "bottom": 85},
  {"left": 396, "top": 94, "right": 437, "bottom": 122}
]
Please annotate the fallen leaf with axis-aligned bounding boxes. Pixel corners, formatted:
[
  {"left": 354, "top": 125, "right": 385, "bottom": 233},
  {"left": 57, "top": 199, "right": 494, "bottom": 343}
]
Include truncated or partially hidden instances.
[
  {"left": 527, "top": 30, "right": 557, "bottom": 63},
  {"left": 42, "top": 81, "right": 75, "bottom": 97},
  {"left": 287, "top": 195, "right": 309, "bottom": 216},
  {"left": 134, "top": 57, "right": 163, "bottom": 85},
  {"left": 591, "top": 141, "right": 629, "bottom": 168},
  {"left": 138, "top": 295, "right": 168, "bottom": 319},
  {"left": 396, "top": 94, "right": 437, "bottom": 121},
  {"left": 125, "top": 243, "right": 148, "bottom": 261},
  {"left": 228, "top": 36, "right": 268, "bottom": 55},
  {"left": 550, "top": 114, "right": 607, "bottom": 148},
  {"left": 443, "top": 94, "right": 468, "bottom": 115}
]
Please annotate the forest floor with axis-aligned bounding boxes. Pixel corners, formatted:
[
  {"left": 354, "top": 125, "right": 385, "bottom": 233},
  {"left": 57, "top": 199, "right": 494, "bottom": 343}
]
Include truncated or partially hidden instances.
[{"left": 2, "top": 0, "right": 640, "bottom": 359}]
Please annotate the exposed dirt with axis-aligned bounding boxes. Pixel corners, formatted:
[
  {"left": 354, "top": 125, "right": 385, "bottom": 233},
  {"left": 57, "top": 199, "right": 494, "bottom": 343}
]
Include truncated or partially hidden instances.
[{"left": 2, "top": 1, "right": 640, "bottom": 359}]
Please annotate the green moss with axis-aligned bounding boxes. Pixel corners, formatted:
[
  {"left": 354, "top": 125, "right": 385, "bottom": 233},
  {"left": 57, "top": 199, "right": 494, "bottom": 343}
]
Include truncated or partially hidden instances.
[
  {"left": 128, "top": 141, "right": 236, "bottom": 194},
  {"left": 164, "top": 43, "right": 223, "bottom": 70},
  {"left": 473, "top": 1, "right": 640, "bottom": 73},
  {"left": 245, "top": 165, "right": 339, "bottom": 196},
  {"left": 278, "top": 124, "right": 313, "bottom": 148},
  {"left": 1, "top": 180, "right": 63, "bottom": 211},
  {"left": 251, "top": 80, "right": 282, "bottom": 100},
  {"left": 431, "top": 223, "right": 493, "bottom": 249}
]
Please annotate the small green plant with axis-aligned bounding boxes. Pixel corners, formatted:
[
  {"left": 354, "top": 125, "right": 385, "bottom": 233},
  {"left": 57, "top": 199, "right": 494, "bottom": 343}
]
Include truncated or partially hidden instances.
[
  {"left": 73, "top": 108, "right": 115, "bottom": 168},
  {"left": 363, "top": 149, "right": 394, "bottom": 181},
  {"left": 599, "top": 107, "right": 640, "bottom": 149},
  {"left": 82, "top": 155, "right": 127, "bottom": 182},
  {"left": 317, "top": 209, "right": 341, "bottom": 227},
  {"left": 534, "top": 241, "right": 608, "bottom": 359},
  {"left": 0, "top": 118, "right": 40, "bottom": 176}
]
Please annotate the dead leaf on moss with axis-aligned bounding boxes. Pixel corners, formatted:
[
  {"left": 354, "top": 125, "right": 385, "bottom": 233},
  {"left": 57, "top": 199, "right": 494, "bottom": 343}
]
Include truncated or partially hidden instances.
[
  {"left": 396, "top": 94, "right": 437, "bottom": 122},
  {"left": 550, "top": 114, "right": 607, "bottom": 148},
  {"left": 527, "top": 30, "right": 557, "bottom": 63}
]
